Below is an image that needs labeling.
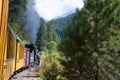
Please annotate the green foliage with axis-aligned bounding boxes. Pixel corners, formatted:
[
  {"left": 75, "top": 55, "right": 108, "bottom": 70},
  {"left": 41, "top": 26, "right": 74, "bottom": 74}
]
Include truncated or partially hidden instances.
[
  {"left": 9, "top": 0, "right": 28, "bottom": 42},
  {"left": 37, "top": 42, "right": 66, "bottom": 80},
  {"left": 47, "top": 23, "right": 54, "bottom": 41},
  {"left": 9, "top": 0, "right": 27, "bottom": 22},
  {"left": 36, "top": 19, "right": 47, "bottom": 51},
  {"left": 60, "top": 0, "right": 120, "bottom": 80},
  {"left": 10, "top": 21, "right": 28, "bottom": 43},
  {"left": 53, "top": 31, "right": 61, "bottom": 45},
  {"left": 36, "top": 18, "right": 61, "bottom": 51},
  {"left": 36, "top": 18, "right": 63, "bottom": 79},
  {"left": 47, "top": 41, "right": 57, "bottom": 52}
]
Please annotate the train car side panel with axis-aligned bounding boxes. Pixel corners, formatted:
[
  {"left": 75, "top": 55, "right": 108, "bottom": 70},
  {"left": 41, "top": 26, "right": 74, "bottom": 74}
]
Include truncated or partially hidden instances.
[
  {"left": 3, "top": 59, "right": 15, "bottom": 80},
  {"left": 16, "top": 59, "right": 24, "bottom": 70},
  {"left": 0, "top": 0, "right": 3, "bottom": 30},
  {"left": 3, "top": 26, "right": 17, "bottom": 80},
  {"left": 0, "top": 0, "right": 9, "bottom": 80},
  {"left": 15, "top": 42, "right": 24, "bottom": 70}
]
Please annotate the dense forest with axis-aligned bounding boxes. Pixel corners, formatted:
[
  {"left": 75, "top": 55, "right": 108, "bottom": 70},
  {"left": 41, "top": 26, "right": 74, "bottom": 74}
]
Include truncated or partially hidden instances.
[
  {"left": 36, "top": 0, "right": 120, "bottom": 80},
  {"left": 35, "top": 18, "right": 64, "bottom": 80},
  {"left": 36, "top": 18, "right": 61, "bottom": 51}
]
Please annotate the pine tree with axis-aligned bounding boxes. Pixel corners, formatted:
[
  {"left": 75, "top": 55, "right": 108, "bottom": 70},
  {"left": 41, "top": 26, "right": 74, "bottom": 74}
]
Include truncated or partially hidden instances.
[
  {"left": 47, "top": 23, "right": 54, "bottom": 42},
  {"left": 36, "top": 18, "right": 47, "bottom": 51},
  {"left": 53, "top": 30, "right": 61, "bottom": 45},
  {"left": 60, "top": 0, "right": 120, "bottom": 80},
  {"left": 47, "top": 22, "right": 61, "bottom": 45}
]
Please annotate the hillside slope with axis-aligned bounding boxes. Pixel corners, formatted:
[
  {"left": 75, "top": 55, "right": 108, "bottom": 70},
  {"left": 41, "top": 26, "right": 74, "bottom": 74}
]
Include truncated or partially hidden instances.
[{"left": 47, "top": 13, "right": 76, "bottom": 38}]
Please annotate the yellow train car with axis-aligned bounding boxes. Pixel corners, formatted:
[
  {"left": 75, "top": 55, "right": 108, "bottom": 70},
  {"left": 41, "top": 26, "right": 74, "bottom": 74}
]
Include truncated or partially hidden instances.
[
  {"left": 0, "top": 0, "right": 28, "bottom": 80},
  {"left": 3, "top": 24, "right": 26, "bottom": 80},
  {"left": 0, "top": 0, "right": 9, "bottom": 80},
  {"left": 15, "top": 39, "right": 25, "bottom": 71},
  {"left": 0, "top": 0, "right": 38, "bottom": 79},
  {"left": 3, "top": 24, "right": 17, "bottom": 80}
]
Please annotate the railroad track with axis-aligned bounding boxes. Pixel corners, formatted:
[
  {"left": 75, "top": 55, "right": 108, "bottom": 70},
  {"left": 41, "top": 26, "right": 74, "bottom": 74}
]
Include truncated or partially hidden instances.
[{"left": 10, "top": 67, "right": 40, "bottom": 80}]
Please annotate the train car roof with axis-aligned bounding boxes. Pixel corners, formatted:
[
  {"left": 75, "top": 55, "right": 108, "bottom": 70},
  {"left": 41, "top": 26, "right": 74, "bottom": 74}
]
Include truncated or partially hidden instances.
[{"left": 8, "top": 23, "right": 25, "bottom": 46}]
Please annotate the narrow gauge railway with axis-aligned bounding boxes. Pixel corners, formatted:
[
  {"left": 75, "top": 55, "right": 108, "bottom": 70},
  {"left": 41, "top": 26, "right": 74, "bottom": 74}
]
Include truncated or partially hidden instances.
[{"left": 0, "top": 0, "right": 40, "bottom": 80}]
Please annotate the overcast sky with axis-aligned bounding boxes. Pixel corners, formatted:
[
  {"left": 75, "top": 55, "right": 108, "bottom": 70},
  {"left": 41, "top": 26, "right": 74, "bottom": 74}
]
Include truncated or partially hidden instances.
[{"left": 34, "top": 0, "right": 84, "bottom": 21}]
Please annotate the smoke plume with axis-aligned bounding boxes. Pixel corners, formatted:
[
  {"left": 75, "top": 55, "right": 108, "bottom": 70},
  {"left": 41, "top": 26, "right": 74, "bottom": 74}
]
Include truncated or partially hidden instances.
[{"left": 24, "top": 0, "right": 40, "bottom": 43}]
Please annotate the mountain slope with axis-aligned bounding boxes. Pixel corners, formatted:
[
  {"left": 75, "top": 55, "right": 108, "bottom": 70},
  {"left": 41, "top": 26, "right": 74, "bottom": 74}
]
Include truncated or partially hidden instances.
[{"left": 47, "top": 13, "right": 76, "bottom": 38}]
